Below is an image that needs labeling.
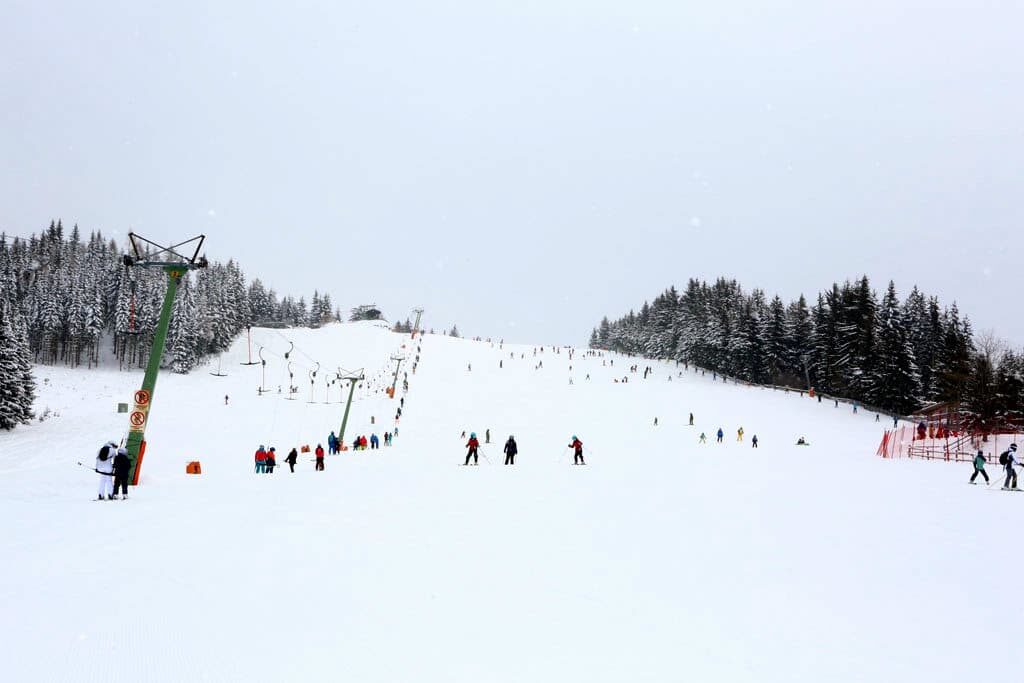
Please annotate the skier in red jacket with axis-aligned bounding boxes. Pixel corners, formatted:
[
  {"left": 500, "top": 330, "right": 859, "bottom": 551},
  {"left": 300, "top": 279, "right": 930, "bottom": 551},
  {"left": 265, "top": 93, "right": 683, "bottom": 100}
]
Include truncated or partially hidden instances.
[
  {"left": 568, "top": 435, "right": 585, "bottom": 465},
  {"left": 464, "top": 433, "right": 480, "bottom": 465},
  {"left": 314, "top": 444, "right": 325, "bottom": 471}
]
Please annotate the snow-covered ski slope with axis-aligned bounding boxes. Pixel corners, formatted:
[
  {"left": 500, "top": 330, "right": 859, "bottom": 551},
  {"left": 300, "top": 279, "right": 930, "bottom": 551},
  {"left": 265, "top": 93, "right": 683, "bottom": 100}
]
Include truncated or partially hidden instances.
[{"left": 1, "top": 322, "right": 1019, "bottom": 683}]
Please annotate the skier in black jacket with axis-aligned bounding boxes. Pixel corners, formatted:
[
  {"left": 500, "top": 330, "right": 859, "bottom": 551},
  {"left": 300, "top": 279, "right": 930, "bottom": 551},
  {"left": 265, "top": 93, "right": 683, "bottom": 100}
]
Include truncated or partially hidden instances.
[
  {"left": 112, "top": 447, "right": 132, "bottom": 499},
  {"left": 504, "top": 436, "right": 518, "bottom": 465}
]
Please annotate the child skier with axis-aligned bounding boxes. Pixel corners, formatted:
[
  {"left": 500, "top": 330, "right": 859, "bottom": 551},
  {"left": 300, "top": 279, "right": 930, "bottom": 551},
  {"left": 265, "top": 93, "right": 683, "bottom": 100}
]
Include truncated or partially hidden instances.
[
  {"left": 265, "top": 447, "right": 277, "bottom": 473},
  {"left": 95, "top": 441, "right": 116, "bottom": 500},
  {"left": 504, "top": 435, "right": 517, "bottom": 465},
  {"left": 569, "top": 435, "right": 585, "bottom": 465},
  {"left": 314, "top": 444, "right": 324, "bottom": 471},
  {"left": 112, "top": 447, "right": 132, "bottom": 499},
  {"left": 969, "top": 450, "right": 989, "bottom": 484},
  {"left": 464, "top": 433, "right": 480, "bottom": 465}
]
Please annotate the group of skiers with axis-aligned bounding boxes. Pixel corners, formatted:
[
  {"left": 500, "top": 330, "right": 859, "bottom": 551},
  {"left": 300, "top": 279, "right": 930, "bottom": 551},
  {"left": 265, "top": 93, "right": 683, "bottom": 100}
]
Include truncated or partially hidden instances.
[
  {"left": 460, "top": 433, "right": 584, "bottom": 466},
  {"left": 254, "top": 446, "right": 305, "bottom": 473},
  {"left": 93, "top": 441, "right": 133, "bottom": 500},
  {"left": 695, "top": 427, "right": 757, "bottom": 447},
  {"left": 971, "top": 443, "right": 1018, "bottom": 490}
]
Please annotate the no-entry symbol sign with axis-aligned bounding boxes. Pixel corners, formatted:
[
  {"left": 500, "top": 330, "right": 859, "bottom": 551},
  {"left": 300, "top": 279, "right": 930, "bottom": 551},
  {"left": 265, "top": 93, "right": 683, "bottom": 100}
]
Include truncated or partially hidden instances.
[
  {"left": 129, "top": 411, "right": 147, "bottom": 428},
  {"left": 134, "top": 390, "right": 151, "bottom": 406}
]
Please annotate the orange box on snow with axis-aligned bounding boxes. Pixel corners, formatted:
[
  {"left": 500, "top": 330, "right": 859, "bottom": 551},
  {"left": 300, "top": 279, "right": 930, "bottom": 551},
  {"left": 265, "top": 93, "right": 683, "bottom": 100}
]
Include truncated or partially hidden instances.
[
  {"left": 186, "top": 461, "right": 202, "bottom": 474},
  {"left": 301, "top": 445, "right": 311, "bottom": 453}
]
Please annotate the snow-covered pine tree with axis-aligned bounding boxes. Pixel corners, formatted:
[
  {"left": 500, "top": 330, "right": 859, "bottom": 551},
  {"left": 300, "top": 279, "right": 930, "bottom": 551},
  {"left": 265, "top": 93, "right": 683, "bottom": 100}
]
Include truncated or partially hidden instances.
[
  {"left": 869, "top": 281, "right": 921, "bottom": 414},
  {"left": 0, "top": 299, "right": 35, "bottom": 429},
  {"left": 167, "top": 274, "right": 199, "bottom": 373}
]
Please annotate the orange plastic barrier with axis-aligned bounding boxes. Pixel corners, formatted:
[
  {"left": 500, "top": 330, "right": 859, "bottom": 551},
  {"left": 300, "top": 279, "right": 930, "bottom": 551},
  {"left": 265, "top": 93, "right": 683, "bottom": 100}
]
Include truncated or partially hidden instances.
[
  {"left": 301, "top": 445, "right": 311, "bottom": 453},
  {"left": 186, "top": 461, "right": 202, "bottom": 474}
]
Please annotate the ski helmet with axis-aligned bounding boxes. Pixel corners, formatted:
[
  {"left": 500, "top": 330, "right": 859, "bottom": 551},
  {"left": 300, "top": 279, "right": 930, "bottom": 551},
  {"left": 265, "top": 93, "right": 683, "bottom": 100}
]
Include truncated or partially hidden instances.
[
  {"left": 572, "top": 435, "right": 577, "bottom": 441},
  {"left": 117, "top": 447, "right": 127, "bottom": 456},
  {"left": 1012, "top": 443, "right": 1018, "bottom": 451},
  {"left": 260, "top": 444, "right": 265, "bottom": 450},
  {"left": 470, "top": 432, "right": 476, "bottom": 438}
]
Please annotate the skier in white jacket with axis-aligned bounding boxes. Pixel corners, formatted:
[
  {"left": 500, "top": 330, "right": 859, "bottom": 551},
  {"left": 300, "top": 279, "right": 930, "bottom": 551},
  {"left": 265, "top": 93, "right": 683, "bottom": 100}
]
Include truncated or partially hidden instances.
[{"left": 96, "top": 442, "right": 116, "bottom": 500}]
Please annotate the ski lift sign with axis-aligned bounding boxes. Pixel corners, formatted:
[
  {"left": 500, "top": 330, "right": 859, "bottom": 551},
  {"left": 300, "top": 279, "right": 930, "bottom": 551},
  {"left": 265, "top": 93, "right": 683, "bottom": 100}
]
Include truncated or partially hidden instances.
[{"left": 128, "top": 389, "right": 151, "bottom": 432}]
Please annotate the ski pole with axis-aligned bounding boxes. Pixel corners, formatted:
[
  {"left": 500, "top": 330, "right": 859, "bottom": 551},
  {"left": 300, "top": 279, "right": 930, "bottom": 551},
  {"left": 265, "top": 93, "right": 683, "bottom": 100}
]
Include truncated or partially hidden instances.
[
  {"left": 77, "top": 462, "right": 113, "bottom": 475},
  {"left": 478, "top": 447, "right": 491, "bottom": 464}
]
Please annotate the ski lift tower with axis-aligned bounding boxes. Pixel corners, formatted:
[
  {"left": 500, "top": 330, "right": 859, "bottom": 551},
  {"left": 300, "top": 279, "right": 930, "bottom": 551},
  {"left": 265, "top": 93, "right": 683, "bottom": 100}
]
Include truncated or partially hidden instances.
[
  {"left": 389, "top": 354, "right": 405, "bottom": 397},
  {"left": 121, "top": 232, "right": 208, "bottom": 485},
  {"left": 337, "top": 369, "right": 366, "bottom": 448},
  {"left": 411, "top": 308, "right": 424, "bottom": 338}
]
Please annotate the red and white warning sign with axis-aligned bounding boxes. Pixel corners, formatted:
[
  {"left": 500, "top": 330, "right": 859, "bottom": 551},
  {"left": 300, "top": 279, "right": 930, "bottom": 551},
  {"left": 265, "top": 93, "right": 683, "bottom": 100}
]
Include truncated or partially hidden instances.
[
  {"left": 134, "top": 390, "right": 151, "bottom": 406},
  {"left": 129, "top": 411, "right": 147, "bottom": 429}
]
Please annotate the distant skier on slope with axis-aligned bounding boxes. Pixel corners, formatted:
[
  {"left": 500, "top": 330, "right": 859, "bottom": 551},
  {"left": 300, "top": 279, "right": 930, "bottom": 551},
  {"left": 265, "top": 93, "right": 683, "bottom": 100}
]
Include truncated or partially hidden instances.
[
  {"left": 689, "top": 413, "right": 694, "bottom": 426},
  {"left": 737, "top": 427, "right": 744, "bottom": 442},
  {"left": 751, "top": 435, "right": 759, "bottom": 449},
  {"left": 314, "top": 445, "right": 324, "bottom": 471},
  {"left": 969, "top": 450, "right": 988, "bottom": 484},
  {"left": 287, "top": 447, "right": 300, "bottom": 473},
  {"left": 716, "top": 428, "right": 724, "bottom": 443},
  {"left": 254, "top": 445, "right": 267, "bottom": 474},
  {"left": 699, "top": 432, "right": 707, "bottom": 444},
  {"left": 504, "top": 436, "right": 517, "bottom": 465},
  {"left": 464, "top": 433, "right": 480, "bottom": 465},
  {"left": 569, "top": 435, "right": 585, "bottom": 465},
  {"left": 95, "top": 441, "right": 116, "bottom": 501},
  {"left": 112, "top": 447, "right": 132, "bottom": 499},
  {"left": 265, "top": 448, "right": 277, "bottom": 473}
]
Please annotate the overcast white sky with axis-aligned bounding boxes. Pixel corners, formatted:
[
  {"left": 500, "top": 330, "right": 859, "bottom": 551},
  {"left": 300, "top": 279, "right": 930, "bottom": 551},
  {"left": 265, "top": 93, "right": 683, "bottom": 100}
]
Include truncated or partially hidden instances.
[{"left": 1, "top": 1, "right": 1021, "bottom": 345}]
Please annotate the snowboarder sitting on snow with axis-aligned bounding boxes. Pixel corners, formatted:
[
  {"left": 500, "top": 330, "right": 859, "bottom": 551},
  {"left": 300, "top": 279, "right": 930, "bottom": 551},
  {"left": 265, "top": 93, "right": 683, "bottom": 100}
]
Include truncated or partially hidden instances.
[
  {"left": 95, "top": 441, "right": 117, "bottom": 500},
  {"left": 999, "top": 444, "right": 1018, "bottom": 490},
  {"left": 287, "top": 447, "right": 300, "bottom": 473},
  {"left": 314, "top": 444, "right": 324, "bottom": 471},
  {"left": 265, "top": 447, "right": 277, "bottom": 473},
  {"left": 796, "top": 437, "right": 809, "bottom": 446},
  {"left": 112, "top": 447, "right": 132, "bottom": 499},
  {"left": 255, "top": 445, "right": 267, "bottom": 474},
  {"left": 504, "top": 435, "right": 517, "bottom": 465},
  {"left": 970, "top": 450, "right": 989, "bottom": 484},
  {"left": 465, "top": 433, "right": 480, "bottom": 465},
  {"left": 569, "top": 435, "right": 585, "bottom": 465}
]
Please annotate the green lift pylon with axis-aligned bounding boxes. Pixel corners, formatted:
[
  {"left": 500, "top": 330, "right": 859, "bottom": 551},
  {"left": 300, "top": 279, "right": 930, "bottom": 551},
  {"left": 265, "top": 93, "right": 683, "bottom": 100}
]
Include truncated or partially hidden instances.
[
  {"left": 122, "top": 233, "right": 208, "bottom": 485},
  {"left": 336, "top": 369, "right": 365, "bottom": 449}
]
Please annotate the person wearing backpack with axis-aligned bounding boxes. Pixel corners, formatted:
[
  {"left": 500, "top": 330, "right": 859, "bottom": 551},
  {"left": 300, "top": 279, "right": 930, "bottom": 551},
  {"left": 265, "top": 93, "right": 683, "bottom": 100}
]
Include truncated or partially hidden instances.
[
  {"left": 95, "top": 441, "right": 116, "bottom": 500},
  {"left": 970, "top": 450, "right": 989, "bottom": 484},
  {"left": 1000, "top": 444, "right": 1018, "bottom": 490}
]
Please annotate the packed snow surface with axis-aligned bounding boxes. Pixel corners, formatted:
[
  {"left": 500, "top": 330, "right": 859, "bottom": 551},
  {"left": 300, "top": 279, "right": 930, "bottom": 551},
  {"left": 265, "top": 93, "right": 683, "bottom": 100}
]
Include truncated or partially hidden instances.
[{"left": 1, "top": 322, "right": 1020, "bottom": 682}]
